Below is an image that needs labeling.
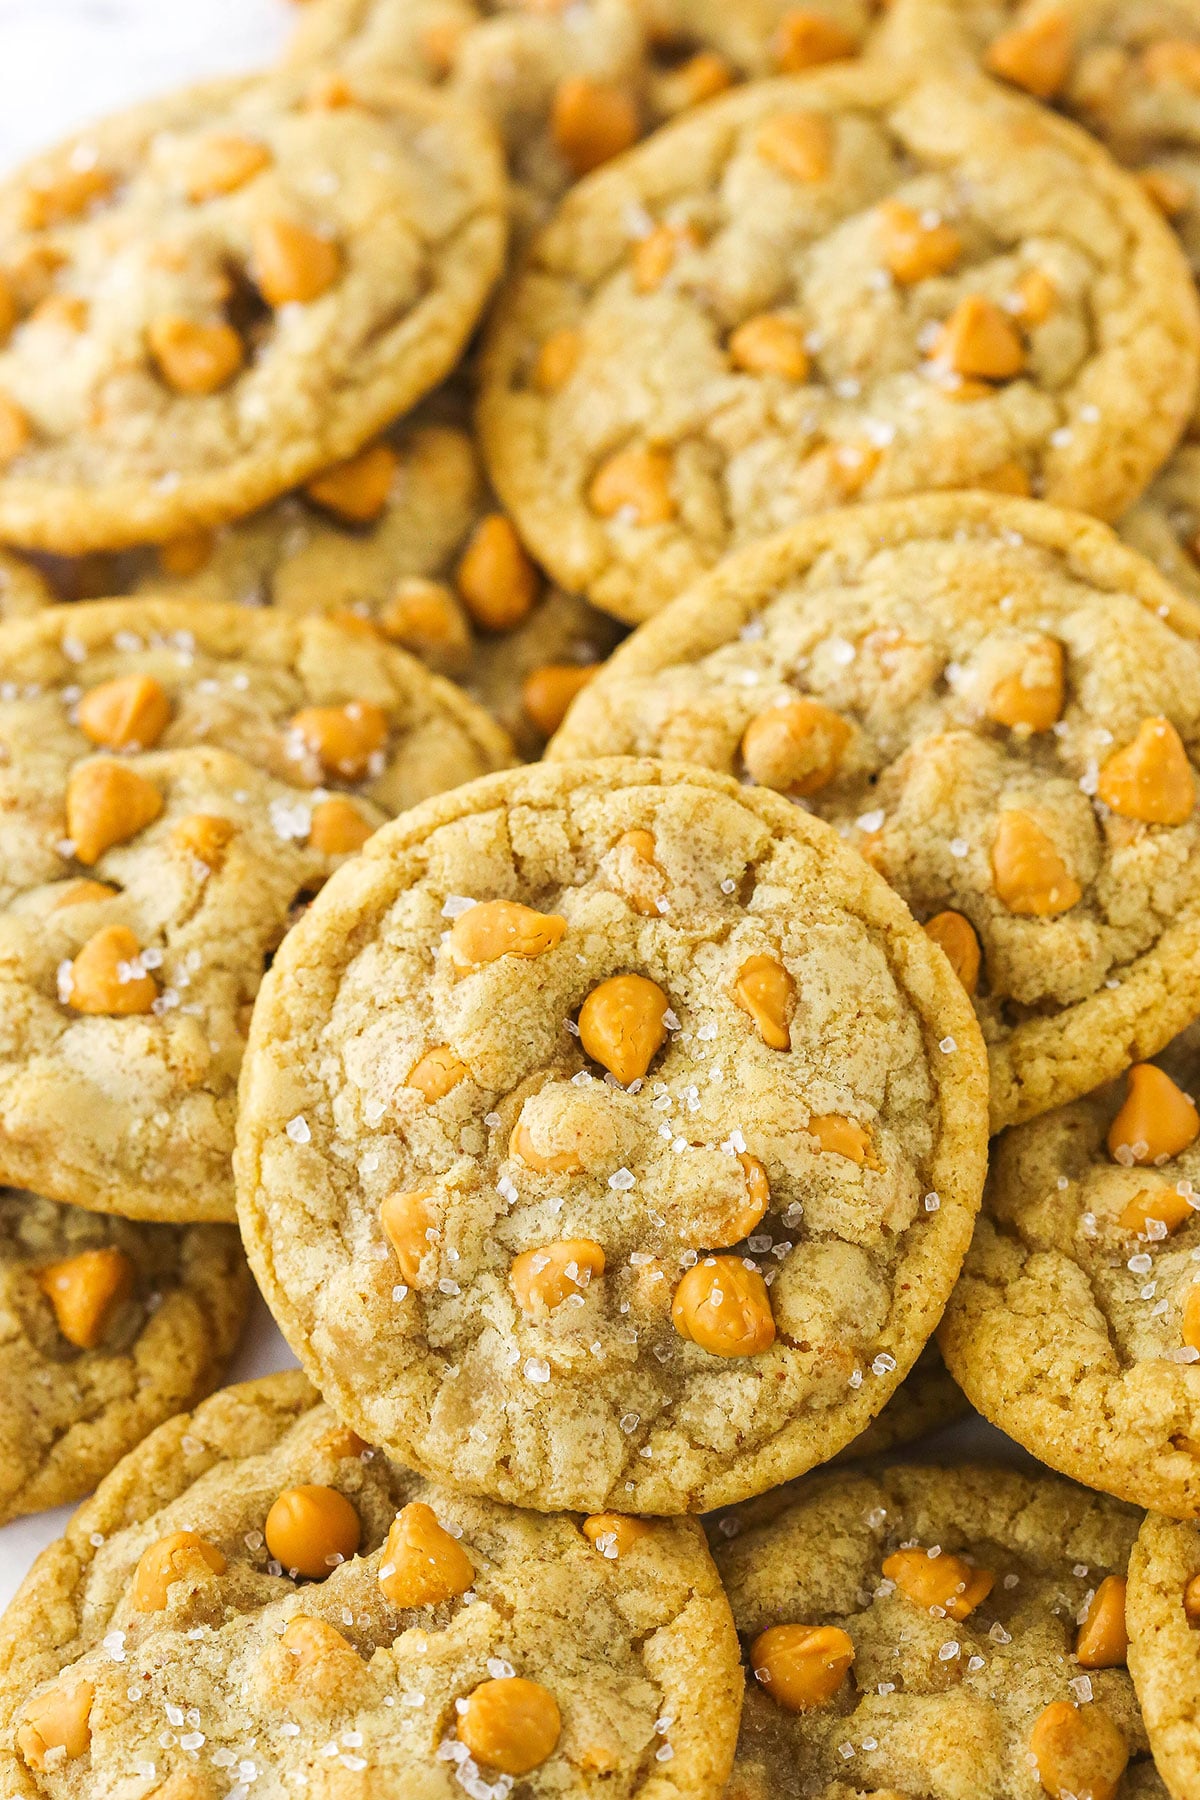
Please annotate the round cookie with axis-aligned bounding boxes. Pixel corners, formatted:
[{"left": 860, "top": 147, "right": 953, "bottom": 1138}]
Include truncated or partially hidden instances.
[
  {"left": 0, "top": 1189, "right": 249, "bottom": 1526},
  {"left": 0, "top": 70, "right": 506, "bottom": 552},
  {"left": 0, "top": 1370, "right": 743, "bottom": 1799},
  {"left": 712, "top": 1463, "right": 1164, "bottom": 1800},
  {"left": 0, "top": 549, "right": 50, "bottom": 618},
  {"left": 550, "top": 493, "right": 1200, "bottom": 1130},
  {"left": 1128, "top": 1510, "right": 1200, "bottom": 1800},
  {"left": 236, "top": 758, "right": 988, "bottom": 1514},
  {"left": 479, "top": 64, "right": 1200, "bottom": 623},
  {"left": 940, "top": 1022, "right": 1200, "bottom": 1516}
]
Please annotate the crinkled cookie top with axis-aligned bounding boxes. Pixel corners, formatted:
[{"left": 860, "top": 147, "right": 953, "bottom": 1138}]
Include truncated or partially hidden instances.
[
  {"left": 236, "top": 759, "right": 987, "bottom": 1515},
  {"left": 0, "top": 1371, "right": 742, "bottom": 1800},
  {"left": 1128, "top": 1508, "right": 1200, "bottom": 1800}
]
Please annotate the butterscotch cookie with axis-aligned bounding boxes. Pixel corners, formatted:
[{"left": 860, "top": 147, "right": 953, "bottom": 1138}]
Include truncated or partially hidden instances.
[
  {"left": 712, "top": 1463, "right": 1164, "bottom": 1800},
  {"left": 1128, "top": 1510, "right": 1200, "bottom": 1800},
  {"left": 479, "top": 64, "right": 1200, "bottom": 623},
  {"left": 0, "top": 548, "right": 49, "bottom": 617},
  {"left": 551, "top": 493, "right": 1200, "bottom": 1129},
  {"left": 834, "top": 1340, "right": 967, "bottom": 1462},
  {"left": 0, "top": 1370, "right": 743, "bottom": 1798},
  {"left": 638, "top": 0, "right": 875, "bottom": 114},
  {"left": 0, "top": 1190, "right": 249, "bottom": 1527},
  {"left": 0, "top": 70, "right": 505, "bottom": 552},
  {"left": 940, "top": 1022, "right": 1200, "bottom": 1516},
  {"left": 237, "top": 758, "right": 987, "bottom": 1514}
]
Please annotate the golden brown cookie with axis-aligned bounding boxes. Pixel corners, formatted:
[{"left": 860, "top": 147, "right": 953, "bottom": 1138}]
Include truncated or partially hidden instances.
[
  {"left": 0, "top": 70, "right": 506, "bottom": 551},
  {"left": 0, "top": 548, "right": 50, "bottom": 618},
  {"left": 237, "top": 758, "right": 988, "bottom": 1514},
  {"left": 0, "top": 1371, "right": 743, "bottom": 1799},
  {"left": 1128, "top": 1508, "right": 1200, "bottom": 1800}
]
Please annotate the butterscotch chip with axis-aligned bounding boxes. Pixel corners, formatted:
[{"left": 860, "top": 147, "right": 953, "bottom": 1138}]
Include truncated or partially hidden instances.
[
  {"left": 479, "top": 66, "right": 1199, "bottom": 622},
  {"left": 549, "top": 492, "right": 1200, "bottom": 1130},
  {"left": 0, "top": 1372, "right": 743, "bottom": 1796},
  {"left": 0, "top": 70, "right": 504, "bottom": 552},
  {"left": 237, "top": 760, "right": 985, "bottom": 1512},
  {"left": 713, "top": 1464, "right": 1156, "bottom": 1799}
]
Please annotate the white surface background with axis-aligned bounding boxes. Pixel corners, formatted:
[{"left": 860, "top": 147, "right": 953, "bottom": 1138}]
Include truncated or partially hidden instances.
[{"left": 0, "top": 0, "right": 1027, "bottom": 1622}]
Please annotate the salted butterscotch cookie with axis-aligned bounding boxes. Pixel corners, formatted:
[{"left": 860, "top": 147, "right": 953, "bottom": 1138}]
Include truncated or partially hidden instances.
[
  {"left": 1128, "top": 1510, "right": 1200, "bottom": 1800},
  {"left": 0, "top": 548, "right": 49, "bottom": 617},
  {"left": 479, "top": 65, "right": 1200, "bottom": 623},
  {"left": 712, "top": 1464, "right": 1164, "bottom": 1800},
  {"left": 237, "top": 758, "right": 987, "bottom": 1514},
  {"left": 638, "top": 0, "right": 875, "bottom": 117},
  {"left": 551, "top": 494, "right": 1200, "bottom": 1129},
  {"left": 0, "top": 1371, "right": 743, "bottom": 1798},
  {"left": 940, "top": 1022, "right": 1200, "bottom": 1516},
  {"left": 0, "top": 70, "right": 505, "bottom": 553},
  {"left": 0, "top": 1190, "right": 248, "bottom": 1527}
]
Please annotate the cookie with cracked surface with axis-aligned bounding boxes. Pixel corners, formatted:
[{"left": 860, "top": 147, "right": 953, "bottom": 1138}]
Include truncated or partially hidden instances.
[
  {"left": 637, "top": 0, "right": 876, "bottom": 121},
  {"left": 0, "top": 1370, "right": 743, "bottom": 1799},
  {"left": 0, "top": 1189, "right": 249, "bottom": 1527},
  {"left": 236, "top": 758, "right": 988, "bottom": 1514},
  {"left": 939, "top": 1021, "right": 1200, "bottom": 1517},
  {"left": 0, "top": 70, "right": 505, "bottom": 553},
  {"left": 0, "top": 549, "right": 50, "bottom": 618},
  {"left": 479, "top": 64, "right": 1200, "bottom": 624},
  {"left": 1128, "top": 1510, "right": 1200, "bottom": 1800},
  {"left": 550, "top": 493, "right": 1200, "bottom": 1130},
  {"left": 712, "top": 1463, "right": 1164, "bottom": 1800}
]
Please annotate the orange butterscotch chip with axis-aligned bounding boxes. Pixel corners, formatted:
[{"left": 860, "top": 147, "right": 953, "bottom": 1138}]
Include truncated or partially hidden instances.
[
  {"left": 807, "top": 1114, "right": 874, "bottom": 1166},
  {"left": 78, "top": 673, "right": 171, "bottom": 750},
  {"left": 583, "top": 1513, "right": 650, "bottom": 1558},
  {"left": 36, "top": 1246, "right": 134, "bottom": 1349},
  {"left": 407, "top": 1045, "right": 468, "bottom": 1103},
  {"left": 1118, "top": 1185, "right": 1195, "bottom": 1236},
  {"left": 932, "top": 295, "right": 1024, "bottom": 381},
  {"left": 305, "top": 442, "right": 399, "bottom": 523},
  {"left": 985, "top": 11, "right": 1075, "bottom": 99},
  {"left": 612, "top": 827, "right": 665, "bottom": 917},
  {"left": 253, "top": 217, "right": 341, "bottom": 306},
  {"left": 522, "top": 664, "right": 598, "bottom": 738},
  {"left": 977, "top": 460, "right": 1032, "bottom": 497},
  {"left": 17, "top": 1680, "right": 95, "bottom": 1772},
  {"left": 589, "top": 446, "right": 676, "bottom": 525},
  {"left": 987, "top": 636, "right": 1065, "bottom": 733},
  {"left": 20, "top": 162, "right": 113, "bottom": 229},
  {"left": 1096, "top": 717, "right": 1196, "bottom": 825},
  {"left": 158, "top": 530, "right": 214, "bottom": 578},
  {"left": 509, "top": 1118, "right": 583, "bottom": 1175},
  {"left": 265, "top": 1484, "right": 361, "bottom": 1578},
  {"left": 577, "top": 972, "right": 669, "bottom": 1085},
  {"left": 751, "top": 1624, "right": 855, "bottom": 1711},
  {"left": 457, "top": 513, "right": 540, "bottom": 633},
  {"left": 1143, "top": 38, "right": 1200, "bottom": 91},
  {"left": 279, "top": 1614, "right": 362, "bottom": 1676},
  {"left": 449, "top": 900, "right": 567, "bottom": 969},
  {"left": 1139, "top": 167, "right": 1192, "bottom": 217},
  {"left": 0, "top": 274, "right": 14, "bottom": 344},
  {"left": 66, "top": 760, "right": 163, "bottom": 864},
  {"left": 1028, "top": 1699, "right": 1128, "bottom": 1800},
  {"left": 800, "top": 439, "right": 880, "bottom": 498},
  {"left": 882, "top": 1546, "right": 994, "bottom": 1620},
  {"left": 991, "top": 810, "right": 1081, "bottom": 916},
  {"left": 289, "top": 700, "right": 388, "bottom": 782},
  {"left": 1012, "top": 267, "right": 1058, "bottom": 325},
  {"left": 551, "top": 76, "right": 639, "bottom": 177},
  {"left": 923, "top": 911, "right": 981, "bottom": 997},
  {"left": 0, "top": 392, "right": 30, "bottom": 464},
  {"left": 633, "top": 222, "right": 699, "bottom": 293},
  {"left": 729, "top": 313, "right": 811, "bottom": 380},
  {"left": 29, "top": 293, "right": 88, "bottom": 332},
  {"left": 379, "top": 1501, "right": 475, "bottom": 1606},
  {"left": 171, "top": 813, "right": 236, "bottom": 871},
  {"left": 1184, "top": 1572, "right": 1200, "bottom": 1622},
  {"left": 534, "top": 327, "right": 582, "bottom": 392},
  {"left": 66, "top": 925, "right": 158, "bottom": 1015},
  {"left": 773, "top": 9, "right": 857, "bottom": 69},
  {"left": 510, "top": 1239, "right": 606, "bottom": 1314},
  {"left": 419, "top": 18, "right": 465, "bottom": 75},
  {"left": 1107, "top": 1063, "right": 1200, "bottom": 1166},
  {"left": 1075, "top": 1575, "right": 1128, "bottom": 1669},
  {"left": 1185, "top": 1285, "right": 1200, "bottom": 1354},
  {"left": 380, "top": 579, "right": 470, "bottom": 664},
  {"left": 309, "top": 797, "right": 373, "bottom": 855},
  {"left": 672, "top": 1255, "right": 776, "bottom": 1356},
  {"left": 705, "top": 1152, "right": 771, "bottom": 1248},
  {"left": 655, "top": 50, "right": 733, "bottom": 112},
  {"left": 148, "top": 315, "right": 245, "bottom": 394},
  {"left": 380, "top": 1188, "right": 436, "bottom": 1286},
  {"left": 52, "top": 879, "right": 118, "bottom": 909},
  {"left": 132, "top": 1531, "right": 227, "bottom": 1611},
  {"left": 755, "top": 110, "right": 833, "bottom": 183},
  {"left": 876, "top": 199, "right": 961, "bottom": 285},
  {"left": 458, "top": 1677, "right": 562, "bottom": 1776},
  {"left": 742, "top": 699, "right": 850, "bottom": 795},
  {"left": 733, "top": 953, "right": 795, "bottom": 1050},
  {"left": 185, "top": 133, "right": 271, "bottom": 201}
]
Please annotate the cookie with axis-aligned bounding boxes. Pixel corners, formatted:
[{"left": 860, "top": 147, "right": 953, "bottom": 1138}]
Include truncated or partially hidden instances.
[
  {"left": 0, "top": 1370, "right": 743, "bottom": 1798},
  {"left": 236, "top": 757, "right": 987, "bottom": 1515},
  {"left": 940, "top": 1019, "right": 1200, "bottom": 1516},
  {"left": 0, "top": 1189, "right": 249, "bottom": 1527},
  {"left": 638, "top": 0, "right": 876, "bottom": 110},
  {"left": 1128, "top": 1509, "right": 1200, "bottom": 1800},
  {"left": 712, "top": 1463, "right": 1164, "bottom": 1800},
  {"left": 0, "top": 548, "right": 50, "bottom": 618},
  {"left": 478, "top": 63, "right": 1200, "bottom": 623},
  {"left": 834, "top": 1340, "right": 967, "bottom": 1463},
  {"left": 287, "top": 0, "right": 647, "bottom": 237},
  {"left": 0, "top": 70, "right": 506, "bottom": 552},
  {"left": 550, "top": 492, "right": 1200, "bottom": 1130},
  {"left": 1120, "top": 445, "right": 1200, "bottom": 605}
]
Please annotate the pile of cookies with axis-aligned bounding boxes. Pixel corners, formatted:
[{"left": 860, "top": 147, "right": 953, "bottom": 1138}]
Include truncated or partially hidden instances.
[{"left": 8, "top": 0, "right": 1200, "bottom": 1793}]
